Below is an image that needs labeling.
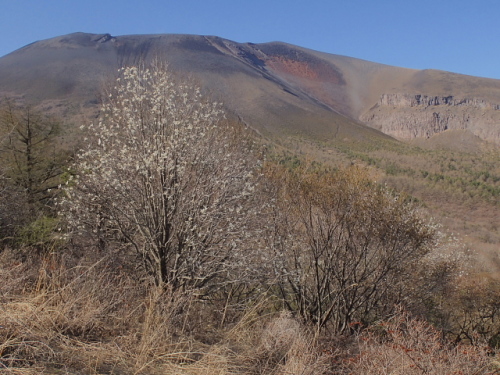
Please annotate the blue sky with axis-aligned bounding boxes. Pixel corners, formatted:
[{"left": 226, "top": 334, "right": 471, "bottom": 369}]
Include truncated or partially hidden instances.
[{"left": 1, "top": 0, "right": 499, "bottom": 79}]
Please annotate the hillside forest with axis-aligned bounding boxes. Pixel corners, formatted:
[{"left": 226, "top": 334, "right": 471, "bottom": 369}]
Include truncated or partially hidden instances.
[{"left": 1, "top": 63, "right": 500, "bottom": 374}]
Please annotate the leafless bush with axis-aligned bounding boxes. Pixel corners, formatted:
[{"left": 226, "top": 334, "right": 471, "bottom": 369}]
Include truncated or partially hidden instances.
[
  {"left": 344, "top": 307, "right": 499, "bottom": 375},
  {"left": 442, "top": 275, "right": 500, "bottom": 347},
  {"left": 266, "top": 163, "right": 437, "bottom": 333}
]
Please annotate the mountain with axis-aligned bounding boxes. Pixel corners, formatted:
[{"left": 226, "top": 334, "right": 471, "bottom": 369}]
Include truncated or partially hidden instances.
[
  {"left": 1, "top": 32, "right": 500, "bottom": 145},
  {"left": 0, "top": 33, "right": 498, "bottom": 268}
]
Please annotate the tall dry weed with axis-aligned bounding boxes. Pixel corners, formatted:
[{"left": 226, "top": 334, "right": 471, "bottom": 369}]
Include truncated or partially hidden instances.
[{"left": 0, "top": 249, "right": 144, "bottom": 372}]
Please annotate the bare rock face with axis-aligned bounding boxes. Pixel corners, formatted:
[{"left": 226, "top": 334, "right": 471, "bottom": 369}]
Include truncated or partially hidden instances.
[
  {"left": 361, "top": 93, "right": 500, "bottom": 144},
  {"left": 378, "top": 93, "right": 500, "bottom": 110}
]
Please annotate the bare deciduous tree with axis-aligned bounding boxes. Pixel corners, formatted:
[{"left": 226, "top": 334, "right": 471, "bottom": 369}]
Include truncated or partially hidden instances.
[
  {"left": 266, "top": 164, "right": 437, "bottom": 333},
  {"left": 62, "top": 64, "right": 262, "bottom": 291}
]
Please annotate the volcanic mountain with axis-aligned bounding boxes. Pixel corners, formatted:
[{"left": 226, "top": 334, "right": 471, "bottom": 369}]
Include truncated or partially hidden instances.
[
  {"left": 0, "top": 32, "right": 499, "bottom": 270},
  {"left": 1, "top": 32, "right": 500, "bottom": 145}
]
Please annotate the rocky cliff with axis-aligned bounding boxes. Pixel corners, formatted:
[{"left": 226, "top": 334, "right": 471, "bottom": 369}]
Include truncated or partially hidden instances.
[{"left": 361, "top": 93, "right": 500, "bottom": 144}]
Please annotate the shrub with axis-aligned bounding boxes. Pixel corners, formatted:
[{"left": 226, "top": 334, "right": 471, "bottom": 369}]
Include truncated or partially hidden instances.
[
  {"left": 345, "top": 307, "right": 497, "bottom": 374},
  {"left": 266, "top": 164, "right": 437, "bottom": 333}
]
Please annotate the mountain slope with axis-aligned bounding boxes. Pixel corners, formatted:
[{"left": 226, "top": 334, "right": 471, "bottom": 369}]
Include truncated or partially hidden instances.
[
  {"left": 0, "top": 33, "right": 379, "bottom": 143},
  {"left": 1, "top": 32, "right": 499, "bottom": 145}
]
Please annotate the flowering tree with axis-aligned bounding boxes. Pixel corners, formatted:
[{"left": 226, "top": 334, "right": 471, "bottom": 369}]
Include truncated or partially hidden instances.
[{"left": 62, "top": 64, "right": 260, "bottom": 291}]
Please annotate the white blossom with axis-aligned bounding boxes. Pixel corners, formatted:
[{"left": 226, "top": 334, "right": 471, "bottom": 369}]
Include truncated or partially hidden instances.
[{"left": 60, "top": 63, "right": 263, "bottom": 291}]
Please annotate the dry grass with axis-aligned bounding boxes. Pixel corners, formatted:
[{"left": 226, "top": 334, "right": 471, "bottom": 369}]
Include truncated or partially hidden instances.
[
  {"left": 255, "top": 311, "right": 330, "bottom": 375},
  {"left": 0, "top": 249, "right": 333, "bottom": 375},
  {"left": 0, "top": 248, "right": 183, "bottom": 374},
  {"left": 1, "top": 253, "right": 498, "bottom": 374},
  {"left": 1, "top": 245, "right": 497, "bottom": 374}
]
